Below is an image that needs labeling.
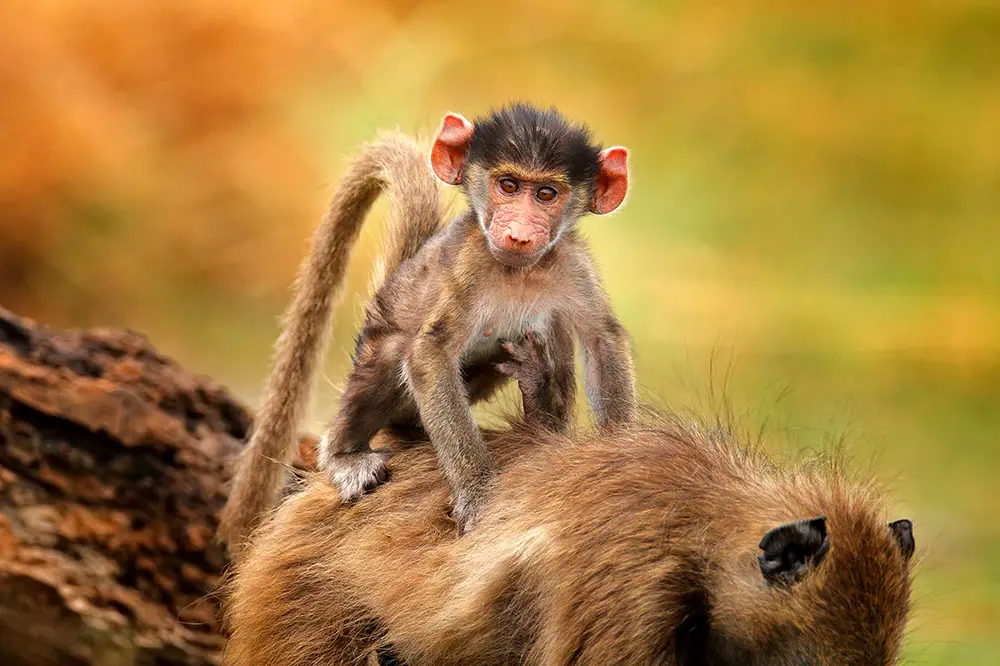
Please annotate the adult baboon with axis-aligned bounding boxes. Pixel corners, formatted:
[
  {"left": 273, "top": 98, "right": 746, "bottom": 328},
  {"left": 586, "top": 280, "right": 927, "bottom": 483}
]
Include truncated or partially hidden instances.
[{"left": 223, "top": 411, "right": 916, "bottom": 666}]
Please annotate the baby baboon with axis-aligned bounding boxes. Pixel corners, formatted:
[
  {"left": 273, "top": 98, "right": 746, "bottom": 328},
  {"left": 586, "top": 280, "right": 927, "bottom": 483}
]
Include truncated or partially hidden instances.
[
  {"left": 221, "top": 103, "right": 636, "bottom": 547},
  {"left": 223, "top": 409, "right": 917, "bottom": 665}
]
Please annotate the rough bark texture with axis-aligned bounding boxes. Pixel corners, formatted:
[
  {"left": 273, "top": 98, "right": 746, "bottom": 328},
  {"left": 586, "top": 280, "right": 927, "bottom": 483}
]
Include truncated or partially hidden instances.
[{"left": 0, "top": 308, "right": 312, "bottom": 665}]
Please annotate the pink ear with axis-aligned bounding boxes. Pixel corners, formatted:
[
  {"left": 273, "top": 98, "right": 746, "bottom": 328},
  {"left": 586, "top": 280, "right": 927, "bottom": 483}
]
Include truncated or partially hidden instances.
[
  {"left": 591, "top": 146, "right": 629, "bottom": 214},
  {"left": 430, "top": 113, "right": 474, "bottom": 185}
]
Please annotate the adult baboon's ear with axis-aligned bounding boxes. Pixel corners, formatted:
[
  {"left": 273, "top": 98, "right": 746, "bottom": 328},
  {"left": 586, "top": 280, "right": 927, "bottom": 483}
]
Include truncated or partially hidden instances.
[
  {"left": 888, "top": 519, "right": 915, "bottom": 562},
  {"left": 758, "top": 516, "right": 830, "bottom": 585}
]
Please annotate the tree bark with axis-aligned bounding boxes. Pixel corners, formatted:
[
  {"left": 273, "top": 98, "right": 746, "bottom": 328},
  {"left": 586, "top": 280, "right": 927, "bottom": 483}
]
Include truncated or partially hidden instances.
[{"left": 0, "top": 308, "right": 311, "bottom": 665}]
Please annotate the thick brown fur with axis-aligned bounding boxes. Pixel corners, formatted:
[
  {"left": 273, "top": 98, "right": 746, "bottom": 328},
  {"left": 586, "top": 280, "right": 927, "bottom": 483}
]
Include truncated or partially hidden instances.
[
  {"left": 223, "top": 413, "right": 916, "bottom": 666},
  {"left": 219, "top": 131, "right": 442, "bottom": 555}
]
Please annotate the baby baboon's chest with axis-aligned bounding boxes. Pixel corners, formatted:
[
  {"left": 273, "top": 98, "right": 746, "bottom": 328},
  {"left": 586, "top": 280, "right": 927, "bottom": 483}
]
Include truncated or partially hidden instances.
[{"left": 461, "top": 302, "right": 553, "bottom": 365}]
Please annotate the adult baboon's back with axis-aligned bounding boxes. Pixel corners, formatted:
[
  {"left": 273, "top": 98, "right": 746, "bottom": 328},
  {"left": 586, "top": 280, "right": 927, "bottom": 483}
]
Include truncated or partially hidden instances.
[{"left": 223, "top": 413, "right": 916, "bottom": 666}]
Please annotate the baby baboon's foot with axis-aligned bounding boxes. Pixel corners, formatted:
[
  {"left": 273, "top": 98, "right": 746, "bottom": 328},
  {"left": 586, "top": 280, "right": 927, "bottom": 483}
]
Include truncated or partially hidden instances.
[{"left": 326, "top": 450, "right": 391, "bottom": 503}]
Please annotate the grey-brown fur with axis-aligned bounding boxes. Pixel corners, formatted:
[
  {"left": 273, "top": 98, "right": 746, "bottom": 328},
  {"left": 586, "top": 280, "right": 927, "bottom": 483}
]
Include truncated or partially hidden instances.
[
  {"left": 223, "top": 411, "right": 916, "bottom": 666},
  {"left": 323, "top": 204, "right": 631, "bottom": 531},
  {"left": 319, "top": 105, "right": 635, "bottom": 532},
  {"left": 218, "top": 120, "right": 603, "bottom": 552},
  {"left": 237, "top": 106, "right": 637, "bottom": 536}
]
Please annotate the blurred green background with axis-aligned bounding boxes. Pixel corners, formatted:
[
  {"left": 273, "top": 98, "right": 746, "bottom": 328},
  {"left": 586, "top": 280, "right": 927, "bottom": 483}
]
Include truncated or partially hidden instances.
[{"left": 1, "top": 1, "right": 997, "bottom": 662}]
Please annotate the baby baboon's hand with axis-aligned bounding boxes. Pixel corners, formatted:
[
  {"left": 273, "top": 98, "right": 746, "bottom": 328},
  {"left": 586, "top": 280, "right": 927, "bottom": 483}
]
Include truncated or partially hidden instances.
[
  {"left": 496, "top": 329, "right": 551, "bottom": 397},
  {"left": 496, "top": 329, "right": 557, "bottom": 427}
]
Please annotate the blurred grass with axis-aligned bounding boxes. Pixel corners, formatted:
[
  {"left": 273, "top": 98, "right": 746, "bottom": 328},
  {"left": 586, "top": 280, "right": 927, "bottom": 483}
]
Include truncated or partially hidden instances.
[{"left": 1, "top": 1, "right": 997, "bottom": 662}]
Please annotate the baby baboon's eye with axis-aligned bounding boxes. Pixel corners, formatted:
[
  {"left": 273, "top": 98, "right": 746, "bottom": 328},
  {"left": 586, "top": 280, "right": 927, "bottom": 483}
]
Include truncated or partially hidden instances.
[
  {"left": 536, "top": 186, "right": 557, "bottom": 202},
  {"left": 498, "top": 178, "right": 519, "bottom": 195}
]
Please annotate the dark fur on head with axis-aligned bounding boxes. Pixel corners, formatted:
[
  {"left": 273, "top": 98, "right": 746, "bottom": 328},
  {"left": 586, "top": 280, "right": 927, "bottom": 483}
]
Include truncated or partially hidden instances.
[{"left": 467, "top": 103, "right": 602, "bottom": 186}]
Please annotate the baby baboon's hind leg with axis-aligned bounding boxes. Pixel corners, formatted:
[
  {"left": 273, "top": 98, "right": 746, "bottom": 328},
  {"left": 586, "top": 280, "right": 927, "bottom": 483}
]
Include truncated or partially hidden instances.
[{"left": 320, "top": 335, "right": 412, "bottom": 502}]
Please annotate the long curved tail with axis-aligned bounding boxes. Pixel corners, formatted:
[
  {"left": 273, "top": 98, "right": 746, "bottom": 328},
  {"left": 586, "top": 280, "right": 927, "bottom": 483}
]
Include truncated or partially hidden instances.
[
  {"left": 219, "top": 131, "right": 440, "bottom": 557},
  {"left": 374, "top": 133, "right": 444, "bottom": 283}
]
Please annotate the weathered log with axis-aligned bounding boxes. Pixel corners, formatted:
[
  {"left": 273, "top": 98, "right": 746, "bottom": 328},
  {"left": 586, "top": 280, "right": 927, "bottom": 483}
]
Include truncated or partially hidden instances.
[{"left": 0, "top": 308, "right": 310, "bottom": 665}]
